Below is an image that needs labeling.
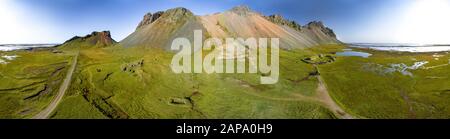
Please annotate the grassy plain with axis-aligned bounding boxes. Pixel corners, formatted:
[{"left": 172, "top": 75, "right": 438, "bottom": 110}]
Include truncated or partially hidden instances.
[
  {"left": 0, "top": 50, "right": 72, "bottom": 118},
  {"left": 315, "top": 45, "right": 450, "bottom": 118},
  {"left": 1, "top": 43, "right": 449, "bottom": 119},
  {"left": 50, "top": 45, "right": 334, "bottom": 119}
]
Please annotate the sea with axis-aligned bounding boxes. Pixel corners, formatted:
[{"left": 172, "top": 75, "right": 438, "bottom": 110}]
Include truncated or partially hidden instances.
[
  {"left": 348, "top": 43, "right": 450, "bottom": 52},
  {"left": 0, "top": 44, "right": 59, "bottom": 51}
]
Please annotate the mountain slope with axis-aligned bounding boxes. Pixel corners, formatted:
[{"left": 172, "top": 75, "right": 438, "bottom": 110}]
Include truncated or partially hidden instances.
[
  {"left": 57, "top": 31, "right": 116, "bottom": 49},
  {"left": 120, "top": 7, "right": 207, "bottom": 50},
  {"left": 121, "top": 5, "right": 340, "bottom": 50}
]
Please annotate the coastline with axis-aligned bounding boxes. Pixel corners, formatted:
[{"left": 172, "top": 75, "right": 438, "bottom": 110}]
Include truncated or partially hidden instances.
[{"left": 0, "top": 44, "right": 59, "bottom": 51}]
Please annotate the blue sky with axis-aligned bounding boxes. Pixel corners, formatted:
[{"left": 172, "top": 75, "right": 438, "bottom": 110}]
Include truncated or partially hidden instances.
[{"left": 1, "top": 0, "right": 450, "bottom": 44}]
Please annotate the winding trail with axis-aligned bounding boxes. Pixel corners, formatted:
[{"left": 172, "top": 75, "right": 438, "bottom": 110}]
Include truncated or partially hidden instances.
[
  {"left": 312, "top": 64, "right": 354, "bottom": 119},
  {"left": 230, "top": 72, "right": 355, "bottom": 119},
  {"left": 32, "top": 53, "right": 79, "bottom": 119},
  {"left": 315, "top": 75, "right": 354, "bottom": 119}
]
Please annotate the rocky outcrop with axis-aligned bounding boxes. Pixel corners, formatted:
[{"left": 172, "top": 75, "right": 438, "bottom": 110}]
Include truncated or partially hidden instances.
[
  {"left": 136, "top": 11, "right": 164, "bottom": 30},
  {"left": 135, "top": 7, "right": 194, "bottom": 31},
  {"left": 161, "top": 7, "right": 194, "bottom": 22},
  {"left": 60, "top": 31, "right": 116, "bottom": 48},
  {"left": 89, "top": 31, "right": 116, "bottom": 46},
  {"left": 228, "top": 5, "right": 253, "bottom": 16},
  {"left": 264, "top": 14, "right": 302, "bottom": 31},
  {"left": 305, "top": 21, "right": 337, "bottom": 38}
]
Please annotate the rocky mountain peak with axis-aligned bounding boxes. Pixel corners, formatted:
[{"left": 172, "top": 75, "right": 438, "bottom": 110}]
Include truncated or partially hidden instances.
[
  {"left": 164, "top": 7, "right": 193, "bottom": 17},
  {"left": 90, "top": 31, "right": 112, "bottom": 38},
  {"left": 306, "top": 21, "right": 324, "bottom": 28},
  {"left": 160, "top": 7, "right": 194, "bottom": 23},
  {"left": 229, "top": 5, "right": 253, "bottom": 16},
  {"left": 135, "top": 7, "right": 193, "bottom": 30},
  {"left": 305, "top": 21, "right": 337, "bottom": 38},
  {"left": 136, "top": 11, "right": 165, "bottom": 30},
  {"left": 264, "top": 14, "right": 302, "bottom": 31},
  {"left": 122, "top": 6, "right": 341, "bottom": 49}
]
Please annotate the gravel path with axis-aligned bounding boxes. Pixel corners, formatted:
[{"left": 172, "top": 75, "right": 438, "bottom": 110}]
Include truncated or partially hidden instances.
[{"left": 32, "top": 53, "right": 78, "bottom": 119}]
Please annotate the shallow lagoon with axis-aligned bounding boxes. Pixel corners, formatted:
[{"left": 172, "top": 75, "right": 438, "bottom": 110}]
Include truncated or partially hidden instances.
[
  {"left": 336, "top": 50, "right": 372, "bottom": 58},
  {"left": 0, "top": 44, "right": 57, "bottom": 51},
  {"left": 349, "top": 43, "right": 450, "bottom": 52}
]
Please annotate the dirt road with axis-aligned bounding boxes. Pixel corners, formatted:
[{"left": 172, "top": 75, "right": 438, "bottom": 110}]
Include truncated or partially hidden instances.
[{"left": 32, "top": 53, "right": 78, "bottom": 119}]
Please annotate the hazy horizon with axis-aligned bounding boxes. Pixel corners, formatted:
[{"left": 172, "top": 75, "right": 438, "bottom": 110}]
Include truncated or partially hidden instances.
[{"left": 1, "top": 0, "right": 450, "bottom": 44}]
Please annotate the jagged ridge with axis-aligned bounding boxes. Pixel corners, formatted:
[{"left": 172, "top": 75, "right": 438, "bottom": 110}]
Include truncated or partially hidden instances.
[
  {"left": 305, "top": 21, "right": 337, "bottom": 38},
  {"left": 136, "top": 11, "right": 164, "bottom": 30},
  {"left": 121, "top": 5, "right": 340, "bottom": 50},
  {"left": 264, "top": 14, "right": 303, "bottom": 31}
]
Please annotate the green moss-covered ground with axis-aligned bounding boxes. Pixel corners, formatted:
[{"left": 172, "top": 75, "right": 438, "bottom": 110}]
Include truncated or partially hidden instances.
[
  {"left": 1, "top": 43, "right": 449, "bottom": 119},
  {"left": 316, "top": 45, "right": 450, "bottom": 118},
  {"left": 49, "top": 45, "right": 334, "bottom": 119},
  {"left": 0, "top": 50, "right": 72, "bottom": 118}
]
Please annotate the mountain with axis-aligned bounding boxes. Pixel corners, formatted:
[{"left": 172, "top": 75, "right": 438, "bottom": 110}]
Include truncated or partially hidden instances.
[
  {"left": 120, "top": 7, "right": 203, "bottom": 50},
  {"left": 58, "top": 31, "right": 117, "bottom": 48},
  {"left": 135, "top": 11, "right": 165, "bottom": 30},
  {"left": 120, "top": 5, "right": 340, "bottom": 50},
  {"left": 302, "top": 21, "right": 339, "bottom": 44}
]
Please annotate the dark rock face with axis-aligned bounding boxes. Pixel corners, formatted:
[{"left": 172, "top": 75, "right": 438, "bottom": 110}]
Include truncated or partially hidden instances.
[
  {"left": 136, "top": 11, "right": 164, "bottom": 30},
  {"left": 264, "top": 14, "right": 302, "bottom": 31},
  {"left": 91, "top": 31, "right": 116, "bottom": 46},
  {"left": 305, "top": 21, "right": 337, "bottom": 38}
]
